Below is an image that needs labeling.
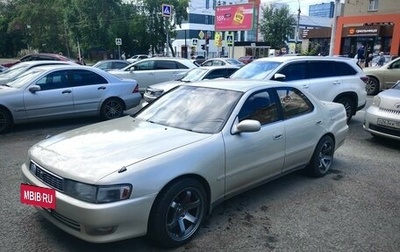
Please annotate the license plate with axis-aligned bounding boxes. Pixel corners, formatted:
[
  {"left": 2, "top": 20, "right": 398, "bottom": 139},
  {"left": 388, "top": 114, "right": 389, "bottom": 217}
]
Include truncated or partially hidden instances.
[
  {"left": 377, "top": 118, "right": 400, "bottom": 129},
  {"left": 20, "top": 183, "right": 56, "bottom": 209}
]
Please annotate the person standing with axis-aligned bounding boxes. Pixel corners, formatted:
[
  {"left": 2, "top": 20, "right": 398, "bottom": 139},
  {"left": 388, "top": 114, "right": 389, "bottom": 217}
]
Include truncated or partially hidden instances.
[
  {"left": 365, "top": 52, "right": 372, "bottom": 67},
  {"left": 377, "top": 52, "right": 385, "bottom": 66},
  {"left": 357, "top": 45, "right": 365, "bottom": 66}
]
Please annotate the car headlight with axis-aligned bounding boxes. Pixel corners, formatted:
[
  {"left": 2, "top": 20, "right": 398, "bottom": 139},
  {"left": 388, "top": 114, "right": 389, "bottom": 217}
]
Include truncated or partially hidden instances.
[
  {"left": 372, "top": 96, "right": 381, "bottom": 106},
  {"left": 64, "top": 180, "right": 132, "bottom": 204}
]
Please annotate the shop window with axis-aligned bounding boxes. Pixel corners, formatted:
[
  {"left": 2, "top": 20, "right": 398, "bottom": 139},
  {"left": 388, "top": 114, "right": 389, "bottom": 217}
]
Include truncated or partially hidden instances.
[{"left": 368, "top": 0, "right": 379, "bottom": 11}]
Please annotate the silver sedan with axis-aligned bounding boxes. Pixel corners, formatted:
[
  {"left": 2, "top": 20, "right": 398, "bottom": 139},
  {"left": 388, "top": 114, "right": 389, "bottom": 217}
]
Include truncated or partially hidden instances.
[
  {"left": 0, "top": 65, "right": 141, "bottom": 133},
  {"left": 21, "top": 79, "right": 348, "bottom": 248},
  {"left": 363, "top": 80, "right": 400, "bottom": 140}
]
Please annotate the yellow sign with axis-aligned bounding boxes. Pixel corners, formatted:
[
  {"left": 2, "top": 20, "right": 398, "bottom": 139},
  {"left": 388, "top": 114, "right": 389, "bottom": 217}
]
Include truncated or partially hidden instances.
[
  {"left": 215, "top": 32, "right": 222, "bottom": 47},
  {"left": 199, "top": 30, "right": 205, "bottom": 39}
]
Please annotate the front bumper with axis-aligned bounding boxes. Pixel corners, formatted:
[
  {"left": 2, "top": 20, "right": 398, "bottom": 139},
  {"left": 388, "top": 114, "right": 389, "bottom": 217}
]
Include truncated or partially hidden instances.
[
  {"left": 21, "top": 162, "right": 157, "bottom": 243},
  {"left": 363, "top": 107, "right": 400, "bottom": 140}
]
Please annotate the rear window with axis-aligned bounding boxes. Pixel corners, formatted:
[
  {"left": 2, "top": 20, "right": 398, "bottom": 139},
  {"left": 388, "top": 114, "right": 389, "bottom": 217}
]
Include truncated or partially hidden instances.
[{"left": 307, "top": 60, "right": 357, "bottom": 78}]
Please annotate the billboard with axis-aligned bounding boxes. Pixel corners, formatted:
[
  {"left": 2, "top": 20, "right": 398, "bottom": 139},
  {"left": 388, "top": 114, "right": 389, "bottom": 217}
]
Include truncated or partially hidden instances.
[{"left": 215, "top": 3, "right": 255, "bottom": 31}]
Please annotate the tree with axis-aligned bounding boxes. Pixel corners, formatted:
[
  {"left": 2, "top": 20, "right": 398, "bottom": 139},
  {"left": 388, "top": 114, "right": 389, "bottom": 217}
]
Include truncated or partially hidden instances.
[{"left": 259, "top": 4, "right": 296, "bottom": 50}]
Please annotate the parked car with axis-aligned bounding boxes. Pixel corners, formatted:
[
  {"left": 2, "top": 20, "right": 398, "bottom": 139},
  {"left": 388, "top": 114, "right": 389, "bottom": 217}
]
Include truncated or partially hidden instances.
[
  {"left": 238, "top": 56, "right": 254, "bottom": 64},
  {"left": 363, "top": 56, "right": 400, "bottom": 95},
  {"left": 126, "top": 54, "right": 149, "bottom": 64},
  {"left": 0, "top": 60, "right": 77, "bottom": 85},
  {"left": 0, "top": 65, "right": 141, "bottom": 133},
  {"left": 363, "top": 80, "right": 400, "bottom": 140},
  {"left": 192, "top": 55, "right": 206, "bottom": 65},
  {"left": 0, "top": 65, "right": 7, "bottom": 73},
  {"left": 21, "top": 79, "right": 348, "bottom": 248},
  {"left": 92, "top": 60, "right": 130, "bottom": 71},
  {"left": 108, "top": 57, "right": 198, "bottom": 93},
  {"left": 370, "top": 54, "right": 392, "bottom": 67},
  {"left": 201, "top": 57, "right": 244, "bottom": 67},
  {"left": 1, "top": 53, "right": 76, "bottom": 68},
  {"left": 143, "top": 65, "right": 240, "bottom": 103},
  {"left": 230, "top": 56, "right": 369, "bottom": 121}
]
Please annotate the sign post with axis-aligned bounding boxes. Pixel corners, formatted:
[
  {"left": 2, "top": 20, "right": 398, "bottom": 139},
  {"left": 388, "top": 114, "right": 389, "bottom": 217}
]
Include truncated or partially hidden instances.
[
  {"left": 162, "top": 4, "right": 172, "bottom": 56},
  {"left": 115, "top": 38, "right": 122, "bottom": 59}
]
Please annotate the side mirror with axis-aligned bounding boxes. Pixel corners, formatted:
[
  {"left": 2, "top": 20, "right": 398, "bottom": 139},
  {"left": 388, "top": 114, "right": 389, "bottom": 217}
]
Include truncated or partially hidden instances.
[
  {"left": 232, "top": 119, "right": 261, "bottom": 134},
  {"left": 28, "top": 85, "right": 41, "bottom": 93},
  {"left": 273, "top": 73, "right": 286, "bottom": 81}
]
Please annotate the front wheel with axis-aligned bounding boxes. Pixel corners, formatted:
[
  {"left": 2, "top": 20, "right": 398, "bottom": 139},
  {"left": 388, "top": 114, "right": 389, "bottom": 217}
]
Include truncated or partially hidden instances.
[
  {"left": 365, "top": 77, "right": 380, "bottom": 95},
  {"left": 148, "top": 178, "right": 207, "bottom": 248},
  {"left": 100, "top": 98, "right": 124, "bottom": 120},
  {"left": 0, "top": 107, "right": 12, "bottom": 134},
  {"left": 307, "top": 135, "right": 335, "bottom": 177}
]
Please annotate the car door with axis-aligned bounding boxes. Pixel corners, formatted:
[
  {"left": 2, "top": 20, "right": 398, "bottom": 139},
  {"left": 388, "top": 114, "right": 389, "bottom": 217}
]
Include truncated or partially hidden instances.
[
  {"left": 382, "top": 58, "right": 400, "bottom": 89},
  {"left": 23, "top": 70, "right": 74, "bottom": 119},
  {"left": 128, "top": 60, "right": 156, "bottom": 91},
  {"left": 153, "top": 60, "right": 185, "bottom": 85},
  {"left": 224, "top": 89, "right": 285, "bottom": 195},
  {"left": 276, "top": 87, "right": 325, "bottom": 173},
  {"left": 68, "top": 69, "right": 109, "bottom": 116}
]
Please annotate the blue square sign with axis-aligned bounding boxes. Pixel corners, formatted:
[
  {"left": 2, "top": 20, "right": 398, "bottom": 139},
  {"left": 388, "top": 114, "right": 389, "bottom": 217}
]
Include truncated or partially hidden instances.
[{"left": 162, "top": 4, "right": 172, "bottom": 17}]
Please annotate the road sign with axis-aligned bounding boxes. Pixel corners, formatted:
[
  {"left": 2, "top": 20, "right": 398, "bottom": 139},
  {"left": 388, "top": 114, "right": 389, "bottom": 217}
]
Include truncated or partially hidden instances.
[
  {"left": 198, "top": 30, "right": 205, "bottom": 39},
  {"left": 226, "top": 35, "right": 233, "bottom": 46},
  {"left": 191, "top": 38, "right": 198, "bottom": 46},
  {"left": 162, "top": 4, "right": 172, "bottom": 17},
  {"left": 215, "top": 32, "right": 222, "bottom": 47},
  {"left": 115, "top": 38, "right": 122, "bottom": 46}
]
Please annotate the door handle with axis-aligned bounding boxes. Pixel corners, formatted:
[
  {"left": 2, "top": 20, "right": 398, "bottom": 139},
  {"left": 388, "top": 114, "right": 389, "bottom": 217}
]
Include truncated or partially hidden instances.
[
  {"left": 316, "top": 120, "right": 322, "bottom": 125},
  {"left": 302, "top": 84, "right": 309, "bottom": 89},
  {"left": 273, "top": 134, "right": 283, "bottom": 140},
  {"left": 98, "top": 86, "right": 106, "bottom": 90},
  {"left": 62, "top": 90, "right": 71, "bottom": 94}
]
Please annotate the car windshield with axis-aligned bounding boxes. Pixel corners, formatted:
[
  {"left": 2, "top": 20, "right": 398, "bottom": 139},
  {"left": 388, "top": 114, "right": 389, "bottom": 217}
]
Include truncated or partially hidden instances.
[
  {"left": 135, "top": 85, "right": 242, "bottom": 133},
  {"left": 230, "top": 61, "right": 282, "bottom": 79},
  {"left": 179, "top": 68, "right": 209, "bottom": 82},
  {"left": 0, "top": 63, "right": 31, "bottom": 79},
  {"left": 393, "top": 81, "right": 400, "bottom": 90},
  {"left": 226, "top": 59, "right": 244, "bottom": 65},
  {"left": 6, "top": 68, "right": 46, "bottom": 88}
]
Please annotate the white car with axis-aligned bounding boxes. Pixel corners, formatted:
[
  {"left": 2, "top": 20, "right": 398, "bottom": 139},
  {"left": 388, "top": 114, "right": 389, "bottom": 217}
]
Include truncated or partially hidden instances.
[
  {"left": 0, "top": 65, "right": 141, "bottom": 133},
  {"left": 143, "top": 65, "right": 240, "bottom": 103},
  {"left": 109, "top": 57, "right": 198, "bottom": 93},
  {"left": 363, "top": 80, "right": 400, "bottom": 140},
  {"left": 126, "top": 54, "right": 149, "bottom": 64},
  {"left": 21, "top": 79, "right": 348, "bottom": 248},
  {"left": 230, "top": 56, "right": 368, "bottom": 121},
  {"left": 201, "top": 57, "right": 244, "bottom": 67}
]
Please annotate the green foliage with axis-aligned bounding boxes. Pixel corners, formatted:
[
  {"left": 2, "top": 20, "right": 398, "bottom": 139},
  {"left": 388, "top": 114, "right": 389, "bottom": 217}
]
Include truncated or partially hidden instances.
[
  {"left": 0, "top": 0, "right": 189, "bottom": 59},
  {"left": 259, "top": 4, "right": 296, "bottom": 49}
]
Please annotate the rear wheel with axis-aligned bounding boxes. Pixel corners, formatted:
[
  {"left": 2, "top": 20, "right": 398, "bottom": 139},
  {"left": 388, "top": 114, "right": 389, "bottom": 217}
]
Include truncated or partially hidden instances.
[
  {"left": 148, "top": 178, "right": 207, "bottom": 248},
  {"left": 365, "top": 77, "right": 380, "bottom": 95},
  {"left": 336, "top": 97, "right": 354, "bottom": 122},
  {"left": 100, "top": 98, "right": 124, "bottom": 120},
  {"left": 0, "top": 107, "right": 12, "bottom": 134},
  {"left": 307, "top": 135, "right": 335, "bottom": 177}
]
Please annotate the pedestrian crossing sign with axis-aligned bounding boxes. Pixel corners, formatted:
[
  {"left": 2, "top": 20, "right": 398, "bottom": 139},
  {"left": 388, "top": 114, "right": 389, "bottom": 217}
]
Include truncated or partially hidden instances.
[
  {"left": 162, "top": 4, "right": 172, "bottom": 17},
  {"left": 226, "top": 35, "right": 233, "bottom": 46}
]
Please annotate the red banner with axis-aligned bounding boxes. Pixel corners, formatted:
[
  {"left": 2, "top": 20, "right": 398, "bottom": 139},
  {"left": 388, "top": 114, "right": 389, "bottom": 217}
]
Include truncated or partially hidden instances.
[
  {"left": 215, "top": 3, "right": 255, "bottom": 31},
  {"left": 20, "top": 184, "right": 56, "bottom": 209}
]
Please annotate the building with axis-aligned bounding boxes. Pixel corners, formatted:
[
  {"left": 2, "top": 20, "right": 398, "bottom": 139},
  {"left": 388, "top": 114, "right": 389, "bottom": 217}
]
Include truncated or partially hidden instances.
[
  {"left": 309, "top": 2, "right": 335, "bottom": 18},
  {"left": 303, "top": 0, "right": 400, "bottom": 57}
]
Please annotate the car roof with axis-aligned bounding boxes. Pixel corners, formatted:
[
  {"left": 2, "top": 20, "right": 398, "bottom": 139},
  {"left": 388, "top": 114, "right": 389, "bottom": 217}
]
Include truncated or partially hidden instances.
[
  {"left": 254, "top": 55, "right": 357, "bottom": 63},
  {"left": 185, "top": 78, "right": 296, "bottom": 93},
  {"left": 13, "top": 60, "right": 76, "bottom": 66},
  {"left": 198, "top": 65, "right": 241, "bottom": 70}
]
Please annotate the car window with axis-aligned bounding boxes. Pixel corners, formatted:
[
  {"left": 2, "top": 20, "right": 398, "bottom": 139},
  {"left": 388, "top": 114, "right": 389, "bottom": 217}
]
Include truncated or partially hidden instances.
[
  {"left": 333, "top": 61, "right": 357, "bottom": 76},
  {"left": 276, "top": 62, "right": 307, "bottom": 81},
  {"left": 114, "top": 62, "right": 128, "bottom": 69},
  {"left": 276, "top": 87, "right": 313, "bottom": 119},
  {"left": 226, "top": 68, "right": 239, "bottom": 76},
  {"left": 202, "top": 61, "right": 212, "bottom": 66},
  {"left": 135, "top": 60, "right": 155, "bottom": 70},
  {"left": 391, "top": 59, "right": 400, "bottom": 69},
  {"left": 307, "top": 61, "right": 336, "bottom": 78},
  {"left": 204, "top": 69, "right": 228, "bottom": 79},
  {"left": 156, "top": 60, "right": 178, "bottom": 69},
  {"left": 69, "top": 70, "right": 107, "bottom": 86},
  {"left": 36, "top": 70, "right": 68, "bottom": 90},
  {"left": 37, "top": 55, "right": 57, "bottom": 61},
  {"left": 238, "top": 90, "right": 279, "bottom": 125},
  {"left": 230, "top": 61, "right": 281, "bottom": 80}
]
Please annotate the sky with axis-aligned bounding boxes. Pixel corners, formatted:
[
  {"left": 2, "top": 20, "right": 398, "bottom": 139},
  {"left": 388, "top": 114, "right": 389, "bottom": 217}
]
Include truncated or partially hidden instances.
[{"left": 260, "top": 0, "right": 336, "bottom": 15}]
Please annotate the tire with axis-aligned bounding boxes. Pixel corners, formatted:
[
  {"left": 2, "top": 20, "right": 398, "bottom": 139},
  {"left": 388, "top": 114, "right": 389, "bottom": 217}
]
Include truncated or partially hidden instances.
[
  {"left": 336, "top": 97, "right": 354, "bottom": 122},
  {"left": 307, "top": 135, "right": 335, "bottom": 178},
  {"left": 0, "top": 107, "right": 12, "bottom": 134},
  {"left": 365, "top": 77, "right": 379, "bottom": 95},
  {"left": 148, "top": 178, "right": 207, "bottom": 248},
  {"left": 100, "top": 98, "right": 124, "bottom": 120}
]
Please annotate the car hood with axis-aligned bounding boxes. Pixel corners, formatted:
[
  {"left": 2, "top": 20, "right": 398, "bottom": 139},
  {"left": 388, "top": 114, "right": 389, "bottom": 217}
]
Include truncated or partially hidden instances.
[
  {"left": 376, "top": 89, "right": 400, "bottom": 110},
  {"left": 148, "top": 80, "right": 181, "bottom": 91},
  {"left": 30, "top": 116, "right": 211, "bottom": 184}
]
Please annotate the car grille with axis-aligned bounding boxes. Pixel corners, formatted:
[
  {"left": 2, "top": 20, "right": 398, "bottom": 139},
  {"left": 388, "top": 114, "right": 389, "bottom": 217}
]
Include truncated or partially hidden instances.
[
  {"left": 380, "top": 108, "right": 400, "bottom": 115},
  {"left": 50, "top": 210, "right": 81, "bottom": 231},
  {"left": 30, "top": 161, "right": 64, "bottom": 191},
  {"left": 369, "top": 124, "right": 400, "bottom": 137}
]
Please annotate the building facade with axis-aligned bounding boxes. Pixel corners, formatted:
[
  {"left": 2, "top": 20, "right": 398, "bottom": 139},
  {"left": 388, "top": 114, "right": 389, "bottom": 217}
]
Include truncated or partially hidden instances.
[{"left": 309, "top": 2, "right": 335, "bottom": 18}]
